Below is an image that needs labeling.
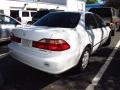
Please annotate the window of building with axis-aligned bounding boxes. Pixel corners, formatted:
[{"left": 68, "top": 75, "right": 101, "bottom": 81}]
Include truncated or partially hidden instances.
[
  {"left": 22, "top": 11, "right": 29, "bottom": 17},
  {"left": 31, "top": 12, "right": 36, "bottom": 17}
]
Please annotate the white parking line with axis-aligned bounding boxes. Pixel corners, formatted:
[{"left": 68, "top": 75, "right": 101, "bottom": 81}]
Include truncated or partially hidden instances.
[
  {"left": 86, "top": 40, "right": 120, "bottom": 90},
  {"left": 0, "top": 52, "right": 9, "bottom": 59}
]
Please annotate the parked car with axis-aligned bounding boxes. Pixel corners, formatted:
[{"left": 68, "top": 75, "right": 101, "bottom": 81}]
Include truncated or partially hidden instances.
[
  {"left": 27, "top": 9, "right": 63, "bottom": 24},
  {"left": 8, "top": 12, "right": 111, "bottom": 74},
  {"left": 10, "top": 10, "right": 37, "bottom": 24},
  {"left": 0, "top": 13, "right": 22, "bottom": 45},
  {"left": 89, "top": 7, "right": 120, "bottom": 36}
]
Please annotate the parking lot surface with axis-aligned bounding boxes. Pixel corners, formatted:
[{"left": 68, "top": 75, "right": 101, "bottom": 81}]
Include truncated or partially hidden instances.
[{"left": 0, "top": 31, "right": 120, "bottom": 90}]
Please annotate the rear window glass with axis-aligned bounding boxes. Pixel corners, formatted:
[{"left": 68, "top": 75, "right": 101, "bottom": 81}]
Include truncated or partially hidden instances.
[
  {"left": 34, "top": 12, "right": 80, "bottom": 28},
  {"left": 33, "top": 10, "right": 50, "bottom": 19},
  {"left": 89, "top": 8, "right": 112, "bottom": 18}
]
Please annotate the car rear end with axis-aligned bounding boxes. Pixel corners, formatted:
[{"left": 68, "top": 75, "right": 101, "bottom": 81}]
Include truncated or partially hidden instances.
[
  {"left": 9, "top": 12, "right": 81, "bottom": 74},
  {"left": 9, "top": 26, "right": 80, "bottom": 74}
]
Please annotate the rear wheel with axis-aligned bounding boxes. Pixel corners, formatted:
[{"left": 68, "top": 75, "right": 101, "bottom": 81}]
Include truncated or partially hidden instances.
[
  {"left": 103, "top": 33, "right": 111, "bottom": 46},
  {"left": 59, "top": 47, "right": 90, "bottom": 76},
  {"left": 78, "top": 47, "right": 90, "bottom": 71}
]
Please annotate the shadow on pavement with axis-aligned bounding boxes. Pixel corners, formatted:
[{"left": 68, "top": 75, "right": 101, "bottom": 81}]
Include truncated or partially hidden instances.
[
  {"left": 0, "top": 56, "right": 59, "bottom": 90},
  {"left": 92, "top": 47, "right": 114, "bottom": 58},
  {"left": 95, "top": 48, "right": 120, "bottom": 90},
  {"left": 0, "top": 45, "right": 117, "bottom": 90}
]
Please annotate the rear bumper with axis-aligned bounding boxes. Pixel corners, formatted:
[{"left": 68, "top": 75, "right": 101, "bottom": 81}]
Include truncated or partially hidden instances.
[{"left": 8, "top": 43, "right": 78, "bottom": 74}]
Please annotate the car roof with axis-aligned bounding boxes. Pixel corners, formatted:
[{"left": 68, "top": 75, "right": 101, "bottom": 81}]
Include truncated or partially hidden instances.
[
  {"left": 47, "top": 11, "right": 95, "bottom": 17},
  {"left": 48, "top": 11, "right": 86, "bottom": 14}
]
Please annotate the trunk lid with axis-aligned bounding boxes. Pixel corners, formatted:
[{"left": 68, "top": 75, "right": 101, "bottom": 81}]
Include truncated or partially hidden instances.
[
  {"left": 12, "top": 26, "right": 71, "bottom": 49},
  {"left": 13, "top": 26, "right": 61, "bottom": 41}
]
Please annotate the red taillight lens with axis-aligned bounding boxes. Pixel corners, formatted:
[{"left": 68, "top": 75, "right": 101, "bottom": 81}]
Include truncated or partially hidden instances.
[
  {"left": 32, "top": 39, "right": 70, "bottom": 51},
  {"left": 10, "top": 34, "right": 21, "bottom": 43}
]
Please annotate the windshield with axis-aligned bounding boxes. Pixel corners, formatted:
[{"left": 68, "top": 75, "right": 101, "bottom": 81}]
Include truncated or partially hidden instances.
[
  {"left": 89, "top": 8, "right": 113, "bottom": 18},
  {"left": 34, "top": 12, "right": 80, "bottom": 28}
]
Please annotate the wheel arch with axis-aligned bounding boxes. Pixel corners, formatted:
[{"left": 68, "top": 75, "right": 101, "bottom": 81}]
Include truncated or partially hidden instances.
[
  {"left": 75, "top": 44, "right": 92, "bottom": 71},
  {"left": 85, "top": 44, "right": 93, "bottom": 55}
]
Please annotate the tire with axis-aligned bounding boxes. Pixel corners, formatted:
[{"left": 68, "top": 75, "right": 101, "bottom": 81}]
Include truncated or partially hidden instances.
[
  {"left": 111, "top": 24, "right": 116, "bottom": 36},
  {"left": 78, "top": 47, "right": 90, "bottom": 71},
  {"left": 111, "top": 30, "right": 115, "bottom": 36},
  {"left": 103, "top": 33, "right": 111, "bottom": 46}
]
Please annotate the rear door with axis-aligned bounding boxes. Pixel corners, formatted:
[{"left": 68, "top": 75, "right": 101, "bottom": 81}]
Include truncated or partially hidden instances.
[
  {"left": 85, "top": 13, "right": 102, "bottom": 48},
  {"left": 93, "top": 14, "right": 109, "bottom": 40}
]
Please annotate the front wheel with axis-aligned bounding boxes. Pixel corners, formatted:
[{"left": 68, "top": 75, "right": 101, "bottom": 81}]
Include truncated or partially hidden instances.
[
  {"left": 110, "top": 24, "right": 116, "bottom": 36},
  {"left": 78, "top": 47, "right": 90, "bottom": 71}
]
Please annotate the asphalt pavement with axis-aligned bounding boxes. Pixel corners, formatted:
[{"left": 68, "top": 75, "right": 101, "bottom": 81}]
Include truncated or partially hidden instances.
[{"left": 0, "top": 31, "right": 120, "bottom": 90}]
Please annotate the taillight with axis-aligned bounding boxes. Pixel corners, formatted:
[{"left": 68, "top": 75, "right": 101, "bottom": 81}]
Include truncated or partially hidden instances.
[
  {"left": 10, "top": 34, "right": 21, "bottom": 43},
  {"left": 32, "top": 39, "right": 70, "bottom": 51}
]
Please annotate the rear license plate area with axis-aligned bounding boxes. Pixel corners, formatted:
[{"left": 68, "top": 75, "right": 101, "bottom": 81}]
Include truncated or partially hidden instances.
[{"left": 22, "top": 39, "right": 32, "bottom": 47}]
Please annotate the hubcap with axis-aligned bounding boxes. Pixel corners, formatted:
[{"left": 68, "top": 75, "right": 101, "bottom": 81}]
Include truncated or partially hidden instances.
[{"left": 81, "top": 51, "right": 89, "bottom": 70}]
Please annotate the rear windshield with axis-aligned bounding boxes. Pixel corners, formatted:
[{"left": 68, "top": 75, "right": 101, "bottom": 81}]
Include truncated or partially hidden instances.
[
  {"left": 33, "top": 10, "right": 50, "bottom": 19},
  {"left": 34, "top": 12, "right": 80, "bottom": 28},
  {"left": 89, "top": 8, "right": 113, "bottom": 18}
]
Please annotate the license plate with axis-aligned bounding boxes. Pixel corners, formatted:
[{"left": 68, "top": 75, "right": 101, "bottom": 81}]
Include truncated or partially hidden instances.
[{"left": 22, "top": 39, "right": 31, "bottom": 47}]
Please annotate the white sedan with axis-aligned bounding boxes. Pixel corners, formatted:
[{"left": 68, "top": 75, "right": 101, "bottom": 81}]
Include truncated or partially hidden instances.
[{"left": 8, "top": 12, "right": 111, "bottom": 74}]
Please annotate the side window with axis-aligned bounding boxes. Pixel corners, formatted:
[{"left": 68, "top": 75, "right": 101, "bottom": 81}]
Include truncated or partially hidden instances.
[
  {"left": 0, "top": 15, "right": 7, "bottom": 24},
  {"left": 9, "top": 17, "right": 19, "bottom": 24},
  {"left": 85, "top": 13, "right": 97, "bottom": 30},
  {"left": 94, "top": 14, "right": 105, "bottom": 28}
]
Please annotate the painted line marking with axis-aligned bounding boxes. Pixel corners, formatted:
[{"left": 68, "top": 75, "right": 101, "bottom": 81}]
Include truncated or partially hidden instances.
[
  {"left": 86, "top": 40, "right": 120, "bottom": 90},
  {"left": 0, "top": 52, "right": 10, "bottom": 59}
]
